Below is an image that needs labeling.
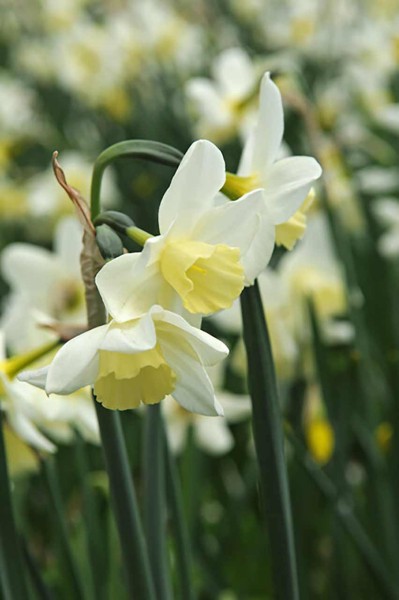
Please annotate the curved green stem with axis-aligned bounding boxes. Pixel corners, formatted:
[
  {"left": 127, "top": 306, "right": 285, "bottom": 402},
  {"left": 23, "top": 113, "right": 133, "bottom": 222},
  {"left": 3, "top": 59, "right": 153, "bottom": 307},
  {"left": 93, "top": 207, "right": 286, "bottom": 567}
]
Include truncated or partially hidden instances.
[
  {"left": 90, "top": 140, "right": 183, "bottom": 220},
  {"left": 240, "top": 282, "right": 299, "bottom": 600}
]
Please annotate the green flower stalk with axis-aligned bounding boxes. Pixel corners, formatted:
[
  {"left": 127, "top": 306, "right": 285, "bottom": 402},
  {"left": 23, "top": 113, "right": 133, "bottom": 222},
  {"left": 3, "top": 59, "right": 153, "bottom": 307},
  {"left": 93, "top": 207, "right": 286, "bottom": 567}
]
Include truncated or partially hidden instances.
[{"left": 240, "top": 282, "right": 299, "bottom": 600}]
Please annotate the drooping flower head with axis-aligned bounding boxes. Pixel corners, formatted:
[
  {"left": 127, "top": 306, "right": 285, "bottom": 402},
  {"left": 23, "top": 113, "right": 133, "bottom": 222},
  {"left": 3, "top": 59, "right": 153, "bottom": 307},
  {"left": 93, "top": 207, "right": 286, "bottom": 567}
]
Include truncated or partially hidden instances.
[{"left": 19, "top": 306, "right": 229, "bottom": 416}]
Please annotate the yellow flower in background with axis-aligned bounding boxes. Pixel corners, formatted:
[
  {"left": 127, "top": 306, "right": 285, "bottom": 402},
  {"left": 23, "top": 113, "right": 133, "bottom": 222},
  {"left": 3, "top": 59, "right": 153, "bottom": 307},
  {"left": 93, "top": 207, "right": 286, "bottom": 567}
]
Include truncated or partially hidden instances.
[
  {"left": 375, "top": 422, "right": 393, "bottom": 453},
  {"left": 303, "top": 383, "right": 334, "bottom": 465},
  {"left": 306, "top": 417, "right": 335, "bottom": 465}
]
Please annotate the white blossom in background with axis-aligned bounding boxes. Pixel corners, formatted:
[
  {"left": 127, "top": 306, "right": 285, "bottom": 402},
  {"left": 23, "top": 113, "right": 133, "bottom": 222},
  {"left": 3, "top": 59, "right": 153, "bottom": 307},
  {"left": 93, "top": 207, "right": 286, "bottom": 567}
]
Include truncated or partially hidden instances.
[
  {"left": 373, "top": 197, "right": 399, "bottom": 257},
  {"left": 213, "top": 268, "right": 299, "bottom": 382},
  {"left": 25, "top": 152, "right": 119, "bottom": 221},
  {"left": 214, "top": 212, "right": 350, "bottom": 382},
  {"left": 1, "top": 216, "right": 86, "bottom": 353},
  {"left": 163, "top": 363, "right": 250, "bottom": 455},
  {"left": 19, "top": 306, "right": 229, "bottom": 416},
  {"left": 355, "top": 166, "right": 399, "bottom": 196},
  {"left": 0, "top": 74, "right": 50, "bottom": 169},
  {"left": 186, "top": 48, "right": 260, "bottom": 142},
  {"left": 277, "top": 211, "right": 351, "bottom": 346},
  {"left": 0, "top": 332, "right": 99, "bottom": 477}
]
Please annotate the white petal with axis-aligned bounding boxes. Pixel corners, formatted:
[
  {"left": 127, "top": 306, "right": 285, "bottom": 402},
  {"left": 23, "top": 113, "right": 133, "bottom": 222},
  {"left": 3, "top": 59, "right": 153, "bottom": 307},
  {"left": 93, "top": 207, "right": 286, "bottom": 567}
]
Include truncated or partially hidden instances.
[
  {"left": 192, "top": 189, "right": 275, "bottom": 284},
  {"left": 158, "top": 140, "right": 226, "bottom": 236},
  {"left": 251, "top": 72, "right": 284, "bottom": 172},
  {"left": 210, "top": 300, "right": 242, "bottom": 334},
  {"left": 378, "top": 230, "right": 399, "bottom": 257},
  {"left": 186, "top": 79, "right": 229, "bottom": 126},
  {"left": 8, "top": 411, "right": 55, "bottom": 453},
  {"left": 157, "top": 309, "right": 229, "bottom": 366},
  {"left": 95, "top": 244, "right": 162, "bottom": 322},
  {"left": 100, "top": 312, "right": 157, "bottom": 354},
  {"left": 265, "top": 156, "right": 322, "bottom": 224},
  {"left": 195, "top": 416, "right": 234, "bottom": 455},
  {"left": 372, "top": 198, "right": 399, "bottom": 227},
  {"left": 240, "top": 200, "right": 275, "bottom": 285},
  {"left": 0, "top": 332, "right": 6, "bottom": 361},
  {"left": 217, "top": 392, "right": 251, "bottom": 422},
  {"left": 18, "top": 366, "right": 50, "bottom": 390},
  {"left": 163, "top": 340, "right": 224, "bottom": 416},
  {"left": 1, "top": 244, "right": 60, "bottom": 296},
  {"left": 54, "top": 217, "right": 83, "bottom": 279},
  {"left": 162, "top": 397, "right": 189, "bottom": 454},
  {"left": 212, "top": 48, "right": 255, "bottom": 99},
  {"left": 46, "top": 325, "right": 108, "bottom": 395},
  {"left": 237, "top": 127, "right": 256, "bottom": 176}
]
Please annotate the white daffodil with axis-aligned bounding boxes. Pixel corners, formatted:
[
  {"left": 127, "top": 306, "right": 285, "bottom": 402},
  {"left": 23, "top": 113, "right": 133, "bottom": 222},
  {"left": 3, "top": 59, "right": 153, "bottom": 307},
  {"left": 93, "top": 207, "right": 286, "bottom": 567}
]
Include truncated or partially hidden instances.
[
  {"left": 162, "top": 363, "right": 250, "bottom": 455},
  {"left": 225, "top": 72, "right": 322, "bottom": 250},
  {"left": 186, "top": 47, "right": 259, "bottom": 142},
  {"left": 1, "top": 216, "right": 86, "bottom": 353},
  {"left": 0, "top": 333, "right": 99, "bottom": 473},
  {"left": 96, "top": 139, "right": 274, "bottom": 322},
  {"left": 19, "top": 306, "right": 229, "bottom": 416}
]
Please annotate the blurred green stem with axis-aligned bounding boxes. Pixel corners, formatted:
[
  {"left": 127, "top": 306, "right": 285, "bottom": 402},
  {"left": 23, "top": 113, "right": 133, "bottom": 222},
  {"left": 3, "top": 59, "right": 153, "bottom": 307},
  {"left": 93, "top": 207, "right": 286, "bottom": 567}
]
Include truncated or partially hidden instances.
[
  {"left": 43, "top": 457, "right": 85, "bottom": 600},
  {"left": 74, "top": 433, "right": 105, "bottom": 600},
  {"left": 0, "top": 412, "right": 29, "bottom": 600},
  {"left": 21, "top": 536, "right": 53, "bottom": 600},
  {"left": 142, "top": 404, "right": 172, "bottom": 600},
  {"left": 164, "top": 429, "right": 195, "bottom": 600},
  {"left": 240, "top": 282, "right": 299, "bottom": 600},
  {"left": 286, "top": 425, "right": 399, "bottom": 600}
]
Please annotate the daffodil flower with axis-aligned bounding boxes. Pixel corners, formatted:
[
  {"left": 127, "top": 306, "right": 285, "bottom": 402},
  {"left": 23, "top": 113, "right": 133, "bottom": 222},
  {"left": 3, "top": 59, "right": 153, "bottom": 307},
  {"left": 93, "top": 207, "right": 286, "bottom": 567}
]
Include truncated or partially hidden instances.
[
  {"left": 19, "top": 306, "right": 229, "bottom": 416},
  {"left": 95, "top": 139, "right": 274, "bottom": 321},
  {"left": 185, "top": 47, "right": 259, "bottom": 142},
  {"left": 224, "top": 72, "right": 322, "bottom": 249},
  {"left": 1, "top": 216, "right": 86, "bottom": 353},
  {"left": 0, "top": 332, "right": 99, "bottom": 476}
]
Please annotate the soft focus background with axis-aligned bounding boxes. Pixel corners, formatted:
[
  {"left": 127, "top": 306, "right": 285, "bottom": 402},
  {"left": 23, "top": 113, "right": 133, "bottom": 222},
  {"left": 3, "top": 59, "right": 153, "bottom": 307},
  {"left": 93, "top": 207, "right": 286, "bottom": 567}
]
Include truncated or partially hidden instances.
[{"left": 2, "top": 1, "right": 399, "bottom": 598}]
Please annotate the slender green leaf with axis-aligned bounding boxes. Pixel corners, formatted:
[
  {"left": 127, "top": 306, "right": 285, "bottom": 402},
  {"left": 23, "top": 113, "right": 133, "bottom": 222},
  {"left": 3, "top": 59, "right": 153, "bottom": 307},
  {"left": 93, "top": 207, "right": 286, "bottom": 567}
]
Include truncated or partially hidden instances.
[{"left": 240, "top": 282, "right": 299, "bottom": 600}]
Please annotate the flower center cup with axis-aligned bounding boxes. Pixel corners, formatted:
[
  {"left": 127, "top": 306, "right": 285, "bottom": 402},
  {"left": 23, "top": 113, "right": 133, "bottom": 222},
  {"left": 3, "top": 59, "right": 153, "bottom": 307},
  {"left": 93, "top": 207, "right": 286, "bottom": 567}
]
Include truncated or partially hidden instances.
[
  {"left": 94, "top": 345, "right": 176, "bottom": 410},
  {"left": 159, "top": 239, "right": 245, "bottom": 314}
]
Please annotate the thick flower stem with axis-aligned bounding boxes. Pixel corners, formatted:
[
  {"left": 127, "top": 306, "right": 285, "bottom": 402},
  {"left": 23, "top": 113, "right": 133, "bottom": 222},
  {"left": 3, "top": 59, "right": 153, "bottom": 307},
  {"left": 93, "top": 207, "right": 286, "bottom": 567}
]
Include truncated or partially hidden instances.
[
  {"left": 0, "top": 412, "right": 29, "bottom": 600},
  {"left": 94, "top": 400, "right": 156, "bottom": 600},
  {"left": 143, "top": 404, "right": 172, "bottom": 600},
  {"left": 240, "top": 282, "right": 299, "bottom": 600},
  {"left": 90, "top": 140, "right": 183, "bottom": 221}
]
